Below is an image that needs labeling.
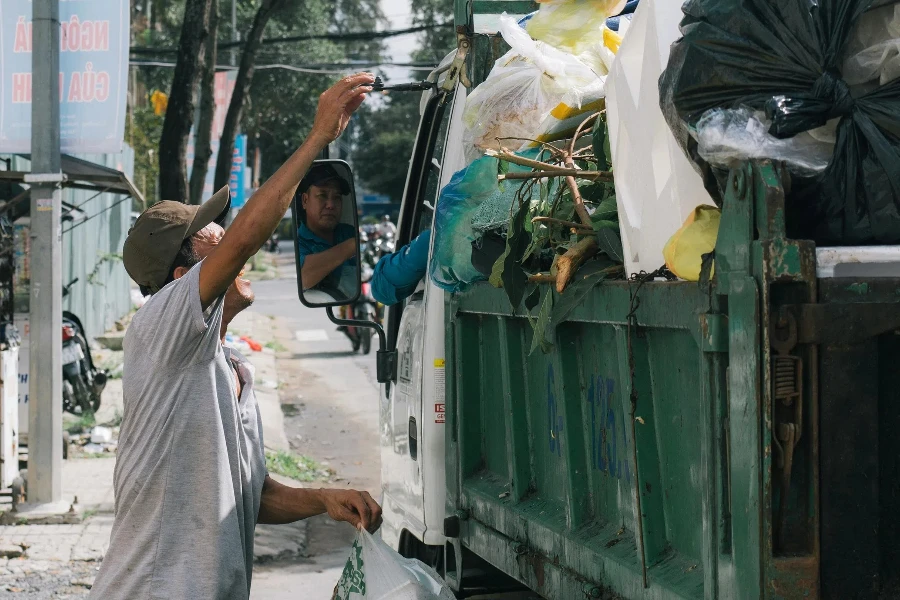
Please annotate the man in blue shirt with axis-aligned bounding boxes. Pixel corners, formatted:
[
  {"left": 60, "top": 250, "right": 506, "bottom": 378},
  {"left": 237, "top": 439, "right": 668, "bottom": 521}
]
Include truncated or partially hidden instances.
[
  {"left": 296, "top": 164, "right": 357, "bottom": 298},
  {"left": 371, "top": 229, "right": 431, "bottom": 306}
]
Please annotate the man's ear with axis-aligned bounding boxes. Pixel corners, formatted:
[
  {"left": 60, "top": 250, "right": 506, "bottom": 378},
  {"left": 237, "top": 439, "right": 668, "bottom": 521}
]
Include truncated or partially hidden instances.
[
  {"left": 173, "top": 266, "right": 190, "bottom": 280},
  {"left": 301, "top": 192, "right": 309, "bottom": 210}
]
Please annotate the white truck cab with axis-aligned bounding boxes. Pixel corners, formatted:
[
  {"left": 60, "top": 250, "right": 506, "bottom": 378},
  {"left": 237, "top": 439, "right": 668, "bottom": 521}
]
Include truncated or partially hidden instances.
[{"left": 378, "top": 55, "right": 467, "bottom": 557}]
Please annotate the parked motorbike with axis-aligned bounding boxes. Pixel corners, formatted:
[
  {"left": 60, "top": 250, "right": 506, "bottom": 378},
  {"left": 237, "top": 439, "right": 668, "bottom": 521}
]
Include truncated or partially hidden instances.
[
  {"left": 351, "top": 265, "right": 382, "bottom": 355},
  {"left": 62, "top": 278, "right": 108, "bottom": 415},
  {"left": 267, "top": 233, "right": 280, "bottom": 253}
]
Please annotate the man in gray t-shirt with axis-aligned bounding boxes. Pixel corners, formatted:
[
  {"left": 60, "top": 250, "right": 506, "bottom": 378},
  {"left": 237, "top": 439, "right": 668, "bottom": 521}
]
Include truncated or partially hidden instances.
[{"left": 90, "top": 73, "right": 380, "bottom": 600}]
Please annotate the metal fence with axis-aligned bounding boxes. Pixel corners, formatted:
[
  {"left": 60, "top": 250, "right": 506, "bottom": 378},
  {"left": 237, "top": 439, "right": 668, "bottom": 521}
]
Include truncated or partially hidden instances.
[{"left": 4, "top": 148, "right": 136, "bottom": 341}]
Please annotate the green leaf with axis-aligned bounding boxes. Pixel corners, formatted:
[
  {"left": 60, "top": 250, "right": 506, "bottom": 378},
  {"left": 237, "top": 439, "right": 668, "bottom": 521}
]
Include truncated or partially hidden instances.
[
  {"left": 549, "top": 268, "right": 609, "bottom": 329},
  {"left": 592, "top": 115, "right": 610, "bottom": 172},
  {"left": 596, "top": 227, "right": 624, "bottom": 263},
  {"left": 522, "top": 227, "right": 548, "bottom": 263},
  {"left": 524, "top": 286, "right": 540, "bottom": 311},
  {"left": 580, "top": 182, "right": 607, "bottom": 203},
  {"left": 489, "top": 240, "right": 510, "bottom": 288},
  {"left": 592, "top": 197, "right": 618, "bottom": 220},
  {"left": 529, "top": 287, "right": 554, "bottom": 355},
  {"left": 500, "top": 202, "right": 531, "bottom": 310},
  {"left": 555, "top": 201, "right": 575, "bottom": 223},
  {"left": 591, "top": 219, "right": 619, "bottom": 231}
]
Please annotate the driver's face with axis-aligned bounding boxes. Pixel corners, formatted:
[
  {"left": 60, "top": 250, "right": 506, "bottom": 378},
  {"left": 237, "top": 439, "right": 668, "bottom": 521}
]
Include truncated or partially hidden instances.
[{"left": 303, "top": 181, "right": 344, "bottom": 231}]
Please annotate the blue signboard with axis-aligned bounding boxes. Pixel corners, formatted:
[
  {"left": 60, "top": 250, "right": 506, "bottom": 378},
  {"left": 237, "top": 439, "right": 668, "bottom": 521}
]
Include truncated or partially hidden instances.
[
  {"left": 0, "top": 0, "right": 130, "bottom": 153},
  {"left": 362, "top": 194, "right": 391, "bottom": 204},
  {"left": 230, "top": 134, "right": 247, "bottom": 208}
]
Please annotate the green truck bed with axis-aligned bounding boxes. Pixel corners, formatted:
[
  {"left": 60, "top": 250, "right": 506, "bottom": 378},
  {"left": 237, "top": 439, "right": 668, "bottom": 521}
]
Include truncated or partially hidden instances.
[{"left": 443, "top": 162, "right": 900, "bottom": 599}]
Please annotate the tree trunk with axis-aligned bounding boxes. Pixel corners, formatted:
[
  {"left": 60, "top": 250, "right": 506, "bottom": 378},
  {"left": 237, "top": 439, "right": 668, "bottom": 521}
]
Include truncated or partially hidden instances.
[
  {"left": 189, "top": 0, "right": 219, "bottom": 205},
  {"left": 214, "top": 0, "right": 286, "bottom": 193},
  {"left": 157, "top": 0, "right": 213, "bottom": 202}
]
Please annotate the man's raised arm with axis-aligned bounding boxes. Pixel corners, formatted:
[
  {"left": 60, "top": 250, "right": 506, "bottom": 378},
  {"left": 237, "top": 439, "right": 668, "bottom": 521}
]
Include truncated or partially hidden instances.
[{"left": 198, "top": 73, "right": 374, "bottom": 309}]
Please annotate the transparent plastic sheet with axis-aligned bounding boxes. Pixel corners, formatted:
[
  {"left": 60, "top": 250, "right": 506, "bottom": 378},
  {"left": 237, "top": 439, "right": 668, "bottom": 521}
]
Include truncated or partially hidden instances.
[
  {"left": 659, "top": 0, "right": 900, "bottom": 245},
  {"left": 843, "top": 3, "right": 900, "bottom": 90},
  {"left": 332, "top": 529, "right": 455, "bottom": 600},
  {"left": 462, "top": 14, "right": 604, "bottom": 163},
  {"left": 693, "top": 108, "right": 834, "bottom": 175}
]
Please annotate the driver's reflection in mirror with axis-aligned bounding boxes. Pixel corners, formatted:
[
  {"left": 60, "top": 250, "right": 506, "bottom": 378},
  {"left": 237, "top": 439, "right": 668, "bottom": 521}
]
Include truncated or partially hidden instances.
[{"left": 296, "top": 164, "right": 358, "bottom": 301}]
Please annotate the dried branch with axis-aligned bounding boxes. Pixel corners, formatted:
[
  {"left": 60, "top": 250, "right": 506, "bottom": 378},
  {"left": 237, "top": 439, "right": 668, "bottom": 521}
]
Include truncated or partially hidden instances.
[
  {"left": 528, "top": 273, "right": 557, "bottom": 284},
  {"left": 555, "top": 237, "right": 599, "bottom": 293},
  {"left": 485, "top": 148, "right": 563, "bottom": 172},
  {"left": 494, "top": 137, "right": 567, "bottom": 158},
  {"left": 569, "top": 112, "right": 603, "bottom": 157},
  {"left": 499, "top": 169, "right": 613, "bottom": 182}
]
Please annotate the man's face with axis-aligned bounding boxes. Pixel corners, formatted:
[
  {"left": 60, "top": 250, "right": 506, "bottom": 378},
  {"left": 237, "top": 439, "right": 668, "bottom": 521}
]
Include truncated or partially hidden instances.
[
  {"left": 189, "top": 223, "right": 255, "bottom": 316},
  {"left": 302, "top": 180, "right": 344, "bottom": 232}
]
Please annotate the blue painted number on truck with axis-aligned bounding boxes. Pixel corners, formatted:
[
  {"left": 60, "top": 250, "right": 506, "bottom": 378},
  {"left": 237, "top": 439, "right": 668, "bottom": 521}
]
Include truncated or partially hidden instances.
[{"left": 588, "top": 375, "right": 632, "bottom": 482}]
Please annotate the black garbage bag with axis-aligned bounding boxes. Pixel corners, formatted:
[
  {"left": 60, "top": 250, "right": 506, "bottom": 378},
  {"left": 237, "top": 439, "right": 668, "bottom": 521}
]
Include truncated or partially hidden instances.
[{"left": 659, "top": 0, "right": 900, "bottom": 245}]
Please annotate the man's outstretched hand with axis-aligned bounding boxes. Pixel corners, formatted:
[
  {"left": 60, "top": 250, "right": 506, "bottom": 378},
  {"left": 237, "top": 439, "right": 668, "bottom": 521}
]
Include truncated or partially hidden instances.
[
  {"left": 310, "top": 73, "right": 375, "bottom": 147},
  {"left": 322, "top": 489, "right": 383, "bottom": 533}
]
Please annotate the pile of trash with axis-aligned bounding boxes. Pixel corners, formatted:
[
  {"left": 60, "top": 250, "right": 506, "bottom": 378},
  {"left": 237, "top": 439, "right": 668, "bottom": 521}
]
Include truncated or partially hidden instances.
[
  {"left": 431, "top": 0, "right": 637, "bottom": 352},
  {"left": 70, "top": 425, "right": 118, "bottom": 456},
  {"left": 660, "top": 0, "right": 900, "bottom": 245}
]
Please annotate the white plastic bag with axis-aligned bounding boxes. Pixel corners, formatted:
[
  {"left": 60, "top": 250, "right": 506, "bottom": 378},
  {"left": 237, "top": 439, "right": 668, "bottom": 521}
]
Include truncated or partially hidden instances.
[
  {"left": 462, "top": 14, "right": 605, "bottom": 161},
  {"left": 692, "top": 108, "right": 835, "bottom": 175},
  {"left": 842, "top": 3, "right": 900, "bottom": 90},
  {"left": 332, "top": 529, "right": 455, "bottom": 600}
]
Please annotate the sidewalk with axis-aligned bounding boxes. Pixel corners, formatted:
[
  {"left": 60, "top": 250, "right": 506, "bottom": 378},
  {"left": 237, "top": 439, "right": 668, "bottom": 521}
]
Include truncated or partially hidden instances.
[{"left": 0, "top": 307, "right": 302, "bottom": 595}]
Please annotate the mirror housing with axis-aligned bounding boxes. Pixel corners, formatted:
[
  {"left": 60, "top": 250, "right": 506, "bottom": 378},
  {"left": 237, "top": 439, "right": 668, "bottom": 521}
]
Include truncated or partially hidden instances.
[{"left": 292, "top": 159, "right": 361, "bottom": 308}]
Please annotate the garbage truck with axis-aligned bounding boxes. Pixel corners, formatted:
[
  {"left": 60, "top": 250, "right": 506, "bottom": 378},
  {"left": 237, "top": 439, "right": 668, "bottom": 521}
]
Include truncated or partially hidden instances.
[{"left": 294, "top": 1, "right": 900, "bottom": 598}]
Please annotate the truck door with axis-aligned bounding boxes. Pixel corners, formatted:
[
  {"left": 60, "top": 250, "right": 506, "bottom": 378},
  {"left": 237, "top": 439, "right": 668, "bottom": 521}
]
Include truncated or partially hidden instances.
[{"left": 379, "top": 80, "right": 463, "bottom": 551}]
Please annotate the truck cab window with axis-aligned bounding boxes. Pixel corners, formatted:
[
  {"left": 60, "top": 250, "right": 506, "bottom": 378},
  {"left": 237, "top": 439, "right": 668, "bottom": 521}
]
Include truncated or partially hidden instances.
[{"left": 413, "top": 95, "right": 452, "bottom": 238}]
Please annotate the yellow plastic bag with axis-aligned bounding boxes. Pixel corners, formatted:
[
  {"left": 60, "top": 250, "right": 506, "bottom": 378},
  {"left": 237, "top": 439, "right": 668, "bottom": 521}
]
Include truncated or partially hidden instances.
[
  {"left": 526, "top": 0, "right": 627, "bottom": 56},
  {"left": 663, "top": 205, "right": 721, "bottom": 281}
]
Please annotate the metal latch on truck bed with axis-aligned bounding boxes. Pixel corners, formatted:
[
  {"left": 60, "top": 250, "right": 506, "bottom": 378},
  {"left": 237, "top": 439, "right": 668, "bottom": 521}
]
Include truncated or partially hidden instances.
[
  {"left": 771, "top": 311, "right": 803, "bottom": 551},
  {"left": 441, "top": 26, "right": 472, "bottom": 92}
]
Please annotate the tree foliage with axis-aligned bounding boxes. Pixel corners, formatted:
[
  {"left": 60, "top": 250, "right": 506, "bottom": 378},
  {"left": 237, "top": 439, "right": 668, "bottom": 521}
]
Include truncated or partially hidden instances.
[{"left": 351, "top": 0, "right": 454, "bottom": 201}]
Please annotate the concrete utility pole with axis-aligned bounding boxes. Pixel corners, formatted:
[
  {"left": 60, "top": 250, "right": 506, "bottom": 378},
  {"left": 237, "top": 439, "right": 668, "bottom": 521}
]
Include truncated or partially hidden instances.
[{"left": 27, "top": 0, "right": 64, "bottom": 505}]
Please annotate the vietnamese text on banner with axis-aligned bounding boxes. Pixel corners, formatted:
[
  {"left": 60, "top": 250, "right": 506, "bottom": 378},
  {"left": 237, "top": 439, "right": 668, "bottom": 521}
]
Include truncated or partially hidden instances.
[{"left": 0, "top": 0, "right": 130, "bottom": 153}]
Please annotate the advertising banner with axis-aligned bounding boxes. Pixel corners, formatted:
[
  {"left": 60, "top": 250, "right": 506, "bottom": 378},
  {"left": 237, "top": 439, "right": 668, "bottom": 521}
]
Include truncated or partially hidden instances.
[{"left": 0, "top": 0, "right": 130, "bottom": 153}]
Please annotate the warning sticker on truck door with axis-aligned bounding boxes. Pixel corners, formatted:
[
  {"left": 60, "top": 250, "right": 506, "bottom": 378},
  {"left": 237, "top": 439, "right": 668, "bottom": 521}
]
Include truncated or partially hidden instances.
[{"left": 434, "top": 358, "right": 445, "bottom": 423}]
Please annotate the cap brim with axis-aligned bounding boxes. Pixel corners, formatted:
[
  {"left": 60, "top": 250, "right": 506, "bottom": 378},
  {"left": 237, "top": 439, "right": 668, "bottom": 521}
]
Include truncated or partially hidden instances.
[{"left": 188, "top": 185, "right": 231, "bottom": 236}]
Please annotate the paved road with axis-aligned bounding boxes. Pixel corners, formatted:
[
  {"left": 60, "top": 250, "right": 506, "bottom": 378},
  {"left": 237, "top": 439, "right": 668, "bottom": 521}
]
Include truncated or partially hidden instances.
[
  {"left": 249, "top": 250, "right": 381, "bottom": 599},
  {"left": 248, "top": 249, "right": 539, "bottom": 600}
]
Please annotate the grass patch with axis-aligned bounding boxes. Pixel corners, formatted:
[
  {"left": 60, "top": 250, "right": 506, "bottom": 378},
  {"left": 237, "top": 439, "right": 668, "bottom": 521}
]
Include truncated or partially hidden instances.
[
  {"left": 80, "top": 451, "right": 114, "bottom": 459},
  {"left": 265, "top": 340, "right": 288, "bottom": 353},
  {"left": 265, "top": 449, "right": 331, "bottom": 482},
  {"left": 66, "top": 411, "right": 95, "bottom": 435}
]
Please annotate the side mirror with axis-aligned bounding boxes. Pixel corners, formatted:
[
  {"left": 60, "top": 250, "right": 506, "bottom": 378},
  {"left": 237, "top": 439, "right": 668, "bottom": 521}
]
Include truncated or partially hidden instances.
[{"left": 292, "top": 160, "right": 362, "bottom": 307}]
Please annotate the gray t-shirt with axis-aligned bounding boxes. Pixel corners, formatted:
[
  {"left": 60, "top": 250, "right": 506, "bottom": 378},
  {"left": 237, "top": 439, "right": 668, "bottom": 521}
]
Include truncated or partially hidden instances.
[{"left": 90, "top": 262, "right": 267, "bottom": 600}]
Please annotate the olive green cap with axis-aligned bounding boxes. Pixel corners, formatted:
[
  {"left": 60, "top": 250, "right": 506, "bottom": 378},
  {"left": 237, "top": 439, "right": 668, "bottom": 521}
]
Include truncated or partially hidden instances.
[{"left": 123, "top": 186, "right": 230, "bottom": 294}]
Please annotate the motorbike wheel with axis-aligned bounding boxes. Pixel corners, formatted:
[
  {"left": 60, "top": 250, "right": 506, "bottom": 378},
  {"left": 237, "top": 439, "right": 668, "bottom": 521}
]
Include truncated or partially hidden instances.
[
  {"left": 62, "top": 380, "right": 78, "bottom": 415},
  {"left": 360, "top": 329, "right": 372, "bottom": 355},
  {"left": 91, "top": 392, "right": 102, "bottom": 413},
  {"left": 72, "top": 376, "right": 93, "bottom": 416}
]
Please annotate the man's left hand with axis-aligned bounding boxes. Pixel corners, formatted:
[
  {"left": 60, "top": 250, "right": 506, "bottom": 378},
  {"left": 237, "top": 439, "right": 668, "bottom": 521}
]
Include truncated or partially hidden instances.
[{"left": 322, "top": 489, "right": 383, "bottom": 533}]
